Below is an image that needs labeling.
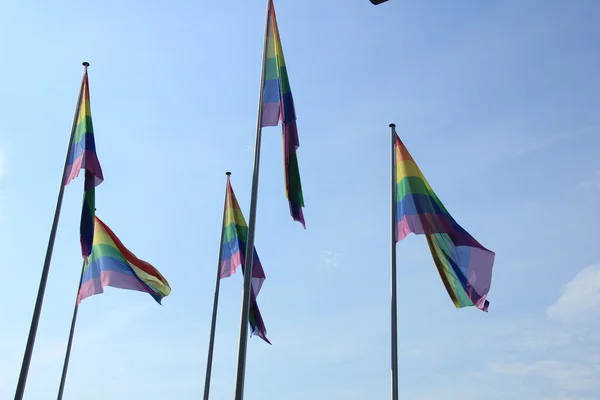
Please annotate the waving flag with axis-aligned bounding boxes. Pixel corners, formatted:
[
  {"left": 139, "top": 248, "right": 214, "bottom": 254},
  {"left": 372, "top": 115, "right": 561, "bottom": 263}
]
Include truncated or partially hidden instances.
[
  {"left": 260, "top": 0, "right": 305, "bottom": 228},
  {"left": 64, "top": 68, "right": 104, "bottom": 259},
  {"left": 221, "top": 178, "right": 270, "bottom": 344},
  {"left": 78, "top": 217, "right": 171, "bottom": 305},
  {"left": 64, "top": 70, "right": 103, "bottom": 188},
  {"left": 394, "top": 134, "right": 495, "bottom": 311}
]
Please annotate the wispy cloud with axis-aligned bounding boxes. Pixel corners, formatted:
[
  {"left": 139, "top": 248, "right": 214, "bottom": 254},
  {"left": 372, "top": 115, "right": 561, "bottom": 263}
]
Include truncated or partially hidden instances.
[
  {"left": 547, "top": 265, "right": 600, "bottom": 322},
  {"left": 482, "top": 264, "right": 600, "bottom": 397},
  {"left": 504, "top": 326, "right": 573, "bottom": 350}
]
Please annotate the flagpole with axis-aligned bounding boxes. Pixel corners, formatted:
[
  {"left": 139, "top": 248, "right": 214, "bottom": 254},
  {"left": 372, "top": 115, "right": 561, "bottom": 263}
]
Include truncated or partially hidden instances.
[
  {"left": 233, "top": 0, "right": 272, "bottom": 398},
  {"left": 390, "top": 123, "right": 399, "bottom": 400},
  {"left": 14, "top": 61, "right": 90, "bottom": 400},
  {"left": 56, "top": 261, "right": 86, "bottom": 400},
  {"left": 203, "top": 172, "right": 232, "bottom": 400}
]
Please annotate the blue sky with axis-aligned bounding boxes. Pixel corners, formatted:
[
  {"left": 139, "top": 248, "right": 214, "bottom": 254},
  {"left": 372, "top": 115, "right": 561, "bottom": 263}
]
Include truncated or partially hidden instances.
[{"left": 1, "top": 0, "right": 600, "bottom": 399}]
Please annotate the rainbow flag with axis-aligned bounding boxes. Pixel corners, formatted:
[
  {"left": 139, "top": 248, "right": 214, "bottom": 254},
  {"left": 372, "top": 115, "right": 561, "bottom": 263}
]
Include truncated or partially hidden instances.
[
  {"left": 221, "top": 178, "right": 270, "bottom": 344},
  {"left": 260, "top": 0, "right": 305, "bottom": 229},
  {"left": 78, "top": 216, "right": 171, "bottom": 305},
  {"left": 64, "top": 70, "right": 104, "bottom": 259},
  {"left": 395, "top": 135, "right": 495, "bottom": 311},
  {"left": 64, "top": 71, "right": 103, "bottom": 188}
]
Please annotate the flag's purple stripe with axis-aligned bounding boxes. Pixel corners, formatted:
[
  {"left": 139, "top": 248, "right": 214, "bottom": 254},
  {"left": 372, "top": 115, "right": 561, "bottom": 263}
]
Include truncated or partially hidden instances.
[
  {"left": 283, "top": 120, "right": 300, "bottom": 151},
  {"left": 249, "top": 294, "right": 271, "bottom": 344},
  {"left": 64, "top": 133, "right": 103, "bottom": 187},
  {"left": 221, "top": 252, "right": 266, "bottom": 296},
  {"left": 261, "top": 101, "right": 281, "bottom": 127},
  {"left": 427, "top": 233, "right": 486, "bottom": 310},
  {"left": 77, "top": 270, "right": 158, "bottom": 304},
  {"left": 283, "top": 121, "right": 305, "bottom": 227},
  {"left": 288, "top": 202, "right": 305, "bottom": 227},
  {"left": 66, "top": 132, "right": 97, "bottom": 166},
  {"left": 281, "top": 92, "right": 296, "bottom": 123},
  {"left": 430, "top": 232, "right": 494, "bottom": 311},
  {"left": 397, "top": 213, "right": 484, "bottom": 248},
  {"left": 221, "top": 236, "right": 266, "bottom": 297},
  {"left": 398, "top": 192, "right": 483, "bottom": 246},
  {"left": 221, "top": 250, "right": 243, "bottom": 279},
  {"left": 64, "top": 153, "right": 103, "bottom": 188},
  {"left": 461, "top": 244, "right": 494, "bottom": 306},
  {"left": 221, "top": 248, "right": 269, "bottom": 340},
  {"left": 221, "top": 237, "right": 266, "bottom": 278},
  {"left": 399, "top": 214, "right": 494, "bottom": 310}
]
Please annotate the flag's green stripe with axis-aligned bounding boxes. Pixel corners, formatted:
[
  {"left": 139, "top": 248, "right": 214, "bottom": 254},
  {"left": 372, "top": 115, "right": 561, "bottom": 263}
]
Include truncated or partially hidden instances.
[
  {"left": 73, "top": 116, "right": 94, "bottom": 143},
  {"left": 429, "top": 233, "right": 474, "bottom": 308},
  {"left": 279, "top": 66, "right": 291, "bottom": 95},
  {"left": 264, "top": 58, "right": 279, "bottom": 81},
  {"left": 83, "top": 187, "right": 95, "bottom": 209},
  {"left": 223, "top": 223, "right": 249, "bottom": 243},
  {"left": 87, "top": 243, "right": 127, "bottom": 266},
  {"left": 397, "top": 176, "right": 448, "bottom": 214},
  {"left": 287, "top": 152, "right": 304, "bottom": 206}
]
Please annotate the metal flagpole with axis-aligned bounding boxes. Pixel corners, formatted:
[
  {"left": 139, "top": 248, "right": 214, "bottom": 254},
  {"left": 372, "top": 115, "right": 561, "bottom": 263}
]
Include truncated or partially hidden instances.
[
  {"left": 14, "top": 61, "right": 90, "bottom": 400},
  {"left": 56, "top": 261, "right": 86, "bottom": 400},
  {"left": 202, "top": 172, "right": 232, "bottom": 400},
  {"left": 233, "top": 0, "right": 272, "bottom": 398},
  {"left": 390, "top": 123, "right": 399, "bottom": 400}
]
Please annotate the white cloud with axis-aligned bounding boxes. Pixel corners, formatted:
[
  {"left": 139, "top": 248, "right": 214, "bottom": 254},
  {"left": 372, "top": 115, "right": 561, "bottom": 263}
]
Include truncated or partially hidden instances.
[
  {"left": 547, "top": 265, "right": 600, "bottom": 322},
  {"left": 504, "top": 327, "right": 573, "bottom": 350},
  {"left": 480, "top": 265, "right": 600, "bottom": 397}
]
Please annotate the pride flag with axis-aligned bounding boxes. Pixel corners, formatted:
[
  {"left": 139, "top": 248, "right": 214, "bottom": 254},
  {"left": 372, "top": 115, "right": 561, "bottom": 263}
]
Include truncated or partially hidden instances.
[
  {"left": 395, "top": 135, "right": 495, "bottom": 311},
  {"left": 78, "top": 217, "right": 171, "bottom": 305},
  {"left": 221, "top": 178, "right": 270, "bottom": 344},
  {"left": 260, "top": 0, "right": 305, "bottom": 228},
  {"left": 64, "top": 69, "right": 104, "bottom": 259},
  {"left": 64, "top": 70, "right": 103, "bottom": 188}
]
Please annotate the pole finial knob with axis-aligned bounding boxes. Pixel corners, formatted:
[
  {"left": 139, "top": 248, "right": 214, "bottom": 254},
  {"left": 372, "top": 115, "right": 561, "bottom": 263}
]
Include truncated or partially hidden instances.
[
  {"left": 82, "top": 62, "right": 90, "bottom": 67},
  {"left": 226, "top": 171, "right": 232, "bottom": 176},
  {"left": 389, "top": 123, "right": 396, "bottom": 128}
]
